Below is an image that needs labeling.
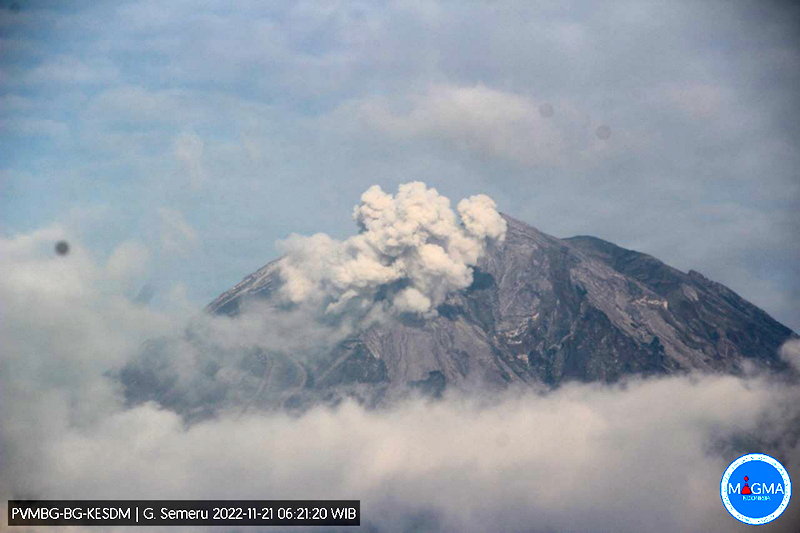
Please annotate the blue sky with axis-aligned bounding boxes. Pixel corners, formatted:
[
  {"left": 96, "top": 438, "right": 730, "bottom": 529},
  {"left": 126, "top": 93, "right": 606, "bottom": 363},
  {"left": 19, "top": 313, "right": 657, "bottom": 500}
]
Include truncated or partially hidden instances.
[{"left": 1, "top": 0, "right": 798, "bottom": 330}]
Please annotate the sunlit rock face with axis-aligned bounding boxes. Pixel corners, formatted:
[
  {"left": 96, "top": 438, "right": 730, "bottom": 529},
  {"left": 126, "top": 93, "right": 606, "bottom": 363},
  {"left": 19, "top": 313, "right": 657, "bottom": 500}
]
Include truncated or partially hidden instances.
[{"left": 182, "top": 213, "right": 795, "bottom": 413}]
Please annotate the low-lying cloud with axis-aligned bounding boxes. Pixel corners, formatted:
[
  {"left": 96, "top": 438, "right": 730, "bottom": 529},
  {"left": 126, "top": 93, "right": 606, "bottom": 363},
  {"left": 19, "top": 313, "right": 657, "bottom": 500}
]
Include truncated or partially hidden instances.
[
  {"left": 780, "top": 338, "right": 800, "bottom": 371},
  {"left": 1, "top": 214, "right": 798, "bottom": 533}
]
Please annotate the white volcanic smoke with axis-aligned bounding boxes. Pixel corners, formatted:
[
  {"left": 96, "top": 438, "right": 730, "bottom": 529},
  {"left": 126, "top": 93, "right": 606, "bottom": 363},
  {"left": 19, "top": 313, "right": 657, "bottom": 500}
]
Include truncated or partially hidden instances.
[{"left": 276, "top": 182, "right": 506, "bottom": 317}]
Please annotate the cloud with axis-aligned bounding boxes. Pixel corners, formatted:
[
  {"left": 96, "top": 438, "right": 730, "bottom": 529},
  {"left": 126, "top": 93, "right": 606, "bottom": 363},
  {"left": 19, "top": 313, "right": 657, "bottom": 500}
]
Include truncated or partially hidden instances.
[
  {"left": 0, "top": 117, "right": 69, "bottom": 137},
  {"left": 105, "top": 240, "right": 151, "bottom": 283},
  {"left": 0, "top": 226, "right": 180, "bottom": 502},
  {"left": 174, "top": 131, "right": 206, "bottom": 188},
  {"left": 21, "top": 55, "right": 119, "bottom": 85},
  {"left": 158, "top": 207, "right": 198, "bottom": 255},
  {"left": 658, "top": 82, "right": 728, "bottom": 119},
  {"left": 0, "top": 93, "right": 33, "bottom": 112},
  {"left": 276, "top": 182, "right": 506, "bottom": 318},
  {"left": 86, "top": 86, "right": 203, "bottom": 127},
  {"left": 779, "top": 339, "right": 800, "bottom": 371},
  {"left": 2, "top": 221, "right": 799, "bottom": 533},
  {"left": 350, "top": 84, "right": 569, "bottom": 167}
]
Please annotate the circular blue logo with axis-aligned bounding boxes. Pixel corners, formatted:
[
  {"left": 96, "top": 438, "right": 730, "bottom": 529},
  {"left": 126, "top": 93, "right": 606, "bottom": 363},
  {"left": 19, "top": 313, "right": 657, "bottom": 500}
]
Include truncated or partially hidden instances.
[{"left": 721, "top": 453, "right": 791, "bottom": 525}]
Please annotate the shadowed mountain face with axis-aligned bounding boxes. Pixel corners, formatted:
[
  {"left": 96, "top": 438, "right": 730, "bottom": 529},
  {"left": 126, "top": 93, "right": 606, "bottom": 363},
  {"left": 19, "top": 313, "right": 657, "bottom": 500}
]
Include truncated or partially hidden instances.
[{"left": 123, "top": 215, "right": 794, "bottom": 414}]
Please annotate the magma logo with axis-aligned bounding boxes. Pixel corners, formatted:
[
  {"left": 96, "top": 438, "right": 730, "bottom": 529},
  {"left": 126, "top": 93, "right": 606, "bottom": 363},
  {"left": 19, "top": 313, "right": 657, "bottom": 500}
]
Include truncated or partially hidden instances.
[{"left": 721, "top": 453, "right": 792, "bottom": 525}]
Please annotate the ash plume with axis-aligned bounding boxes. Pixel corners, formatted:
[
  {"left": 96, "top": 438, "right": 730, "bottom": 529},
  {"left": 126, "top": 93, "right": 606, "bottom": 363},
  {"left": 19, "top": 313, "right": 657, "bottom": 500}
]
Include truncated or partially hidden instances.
[{"left": 276, "top": 181, "right": 506, "bottom": 318}]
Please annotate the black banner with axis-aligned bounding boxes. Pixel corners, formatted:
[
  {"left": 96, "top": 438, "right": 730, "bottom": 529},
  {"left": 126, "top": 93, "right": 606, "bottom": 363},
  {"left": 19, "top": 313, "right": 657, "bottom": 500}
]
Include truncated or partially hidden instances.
[{"left": 8, "top": 500, "right": 360, "bottom": 527}]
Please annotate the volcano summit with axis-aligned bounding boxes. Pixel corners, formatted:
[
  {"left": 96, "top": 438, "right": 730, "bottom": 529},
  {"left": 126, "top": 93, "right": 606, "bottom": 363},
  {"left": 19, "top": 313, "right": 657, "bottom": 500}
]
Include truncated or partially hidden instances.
[{"left": 122, "top": 183, "right": 796, "bottom": 414}]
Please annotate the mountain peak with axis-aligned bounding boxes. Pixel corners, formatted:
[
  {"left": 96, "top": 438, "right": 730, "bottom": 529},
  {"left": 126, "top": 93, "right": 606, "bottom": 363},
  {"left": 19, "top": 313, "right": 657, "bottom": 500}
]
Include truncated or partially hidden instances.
[{"left": 124, "top": 212, "right": 795, "bottom": 416}]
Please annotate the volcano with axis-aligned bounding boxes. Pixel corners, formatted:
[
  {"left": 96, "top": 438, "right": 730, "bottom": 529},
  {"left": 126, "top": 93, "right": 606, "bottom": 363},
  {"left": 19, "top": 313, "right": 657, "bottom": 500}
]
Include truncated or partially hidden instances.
[
  {"left": 161, "top": 212, "right": 794, "bottom": 412},
  {"left": 120, "top": 182, "right": 796, "bottom": 417}
]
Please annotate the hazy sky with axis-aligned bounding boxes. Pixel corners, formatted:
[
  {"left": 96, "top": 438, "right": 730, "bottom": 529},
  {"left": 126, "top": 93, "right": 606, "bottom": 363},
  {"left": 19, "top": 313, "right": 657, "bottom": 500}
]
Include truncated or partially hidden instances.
[{"left": 1, "top": 0, "right": 798, "bottom": 329}]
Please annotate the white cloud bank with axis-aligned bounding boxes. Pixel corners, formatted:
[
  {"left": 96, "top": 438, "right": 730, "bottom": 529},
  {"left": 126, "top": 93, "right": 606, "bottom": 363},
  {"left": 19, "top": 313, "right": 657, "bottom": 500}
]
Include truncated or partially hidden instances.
[{"left": 1, "top": 212, "right": 798, "bottom": 533}]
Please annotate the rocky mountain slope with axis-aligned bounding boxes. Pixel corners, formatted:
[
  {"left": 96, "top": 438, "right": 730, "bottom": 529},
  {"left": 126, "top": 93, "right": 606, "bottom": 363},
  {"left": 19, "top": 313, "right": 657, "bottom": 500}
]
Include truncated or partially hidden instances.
[{"left": 180, "top": 214, "right": 794, "bottom": 411}]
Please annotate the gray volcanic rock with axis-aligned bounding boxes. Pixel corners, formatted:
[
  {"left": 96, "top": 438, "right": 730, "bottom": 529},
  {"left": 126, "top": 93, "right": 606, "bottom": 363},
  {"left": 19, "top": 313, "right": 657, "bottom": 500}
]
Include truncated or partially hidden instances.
[
  {"left": 123, "top": 214, "right": 794, "bottom": 414},
  {"left": 199, "top": 214, "right": 794, "bottom": 405}
]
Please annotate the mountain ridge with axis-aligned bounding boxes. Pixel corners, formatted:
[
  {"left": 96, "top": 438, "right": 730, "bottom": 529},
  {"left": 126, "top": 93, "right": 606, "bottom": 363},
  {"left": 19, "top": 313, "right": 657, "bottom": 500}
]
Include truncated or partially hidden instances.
[
  {"left": 121, "top": 213, "right": 795, "bottom": 416},
  {"left": 196, "top": 214, "right": 794, "bottom": 409}
]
